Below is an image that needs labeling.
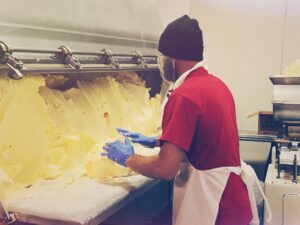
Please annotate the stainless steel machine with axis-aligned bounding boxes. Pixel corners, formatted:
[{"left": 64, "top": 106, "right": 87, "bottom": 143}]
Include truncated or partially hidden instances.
[
  {"left": 269, "top": 75, "right": 300, "bottom": 183},
  {"left": 240, "top": 74, "right": 300, "bottom": 225},
  {"left": 0, "top": 1, "right": 170, "bottom": 224},
  {"left": 262, "top": 75, "right": 300, "bottom": 225}
]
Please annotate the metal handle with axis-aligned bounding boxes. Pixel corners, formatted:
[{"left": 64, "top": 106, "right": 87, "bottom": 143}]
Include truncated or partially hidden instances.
[
  {"left": 293, "top": 154, "right": 298, "bottom": 183},
  {"left": 101, "top": 48, "right": 119, "bottom": 69}
]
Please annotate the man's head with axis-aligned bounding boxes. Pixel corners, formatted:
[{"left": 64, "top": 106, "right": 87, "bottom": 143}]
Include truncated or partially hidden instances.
[{"left": 158, "top": 15, "right": 203, "bottom": 83}]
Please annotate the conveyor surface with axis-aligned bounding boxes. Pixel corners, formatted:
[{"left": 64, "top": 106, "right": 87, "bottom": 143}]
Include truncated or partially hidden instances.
[
  {"left": 4, "top": 146, "right": 161, "bottom": 225},
  {"left": 6, "top": 175, "right": 158, "bottom": 225}
]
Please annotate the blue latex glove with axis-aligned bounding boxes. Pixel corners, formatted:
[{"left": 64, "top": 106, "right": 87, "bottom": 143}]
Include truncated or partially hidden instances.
[
  {"left": 102, "top": 138, "right": 134, "bottom": 166},
  {"left": 117, "top": 128, "right": 157, "bottom": 148}
]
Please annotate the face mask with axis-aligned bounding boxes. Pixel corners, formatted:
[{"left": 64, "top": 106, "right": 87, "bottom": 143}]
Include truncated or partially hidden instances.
[{"left": 158, "top": 55, "right": 176, "bottom": 83}]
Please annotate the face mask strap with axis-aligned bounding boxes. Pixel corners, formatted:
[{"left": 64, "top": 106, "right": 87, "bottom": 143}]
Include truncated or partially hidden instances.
[
  {"left": 167, "top": 76, "right": 175, "bottom": 98},
  {"left": 158, "top": 55, "right": 176, "bottom": 85},
  {"left": 171, "top": 59, "right": 176, "bottom": 82}
]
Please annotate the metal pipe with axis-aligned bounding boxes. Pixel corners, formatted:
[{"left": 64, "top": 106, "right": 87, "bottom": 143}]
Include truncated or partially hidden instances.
[
  {"left": 111, "top": 53, "right": 132, "bottom": 57},
  {"left": 3, "top": 65, "right": 159, "bottom": 75},
  {"left": 293, "top": 154, "right": 297, "bottom": 183},
  {"left": 72, "top": 51, "right": 105, "bottom": 56},
  {"left": 11, "top": 48, "right": 157, "bottom": 58},
  {"left": 13, "top": 48, "right": 61, "bottom": 54},
  {"left": 143, "top": 54, "right": 158, "bottom": 58},
  {"left": 277, "top": 150, "right": 281, "bottom": 179},
  {"left": 0, "top": 43, "right": 160, "bottom": 80}
]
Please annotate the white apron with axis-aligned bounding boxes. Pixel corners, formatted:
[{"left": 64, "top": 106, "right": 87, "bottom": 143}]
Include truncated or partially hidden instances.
[
  {"left": 161, "top": 61, "right": 272, "bottom": 225},
  {"left": 173, "top": 162, "right": 272, "bottom": 225}
]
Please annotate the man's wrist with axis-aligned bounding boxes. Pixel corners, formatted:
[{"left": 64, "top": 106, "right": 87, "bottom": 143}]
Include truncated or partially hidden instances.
[
  {"left": 125, "top": 154, "right": 134, "bottom": 167},
  {"left": 155, "top": 139, "right": 160, "bottom": 147}
]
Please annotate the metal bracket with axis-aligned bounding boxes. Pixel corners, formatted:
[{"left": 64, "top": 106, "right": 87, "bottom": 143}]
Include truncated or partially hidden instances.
[
  {"left": 0, "top": 41, "right": 24, "bottom": 79},
  {"left": 0, "top": 201, "right": 17, "bottom": 224},
  {"left": 101, "top": 48, "right": 119, "bottom": 69},
  {"left": 132, "top": 50, "right": 147, "bottom": 68},
  {"left": 277, "top": 149, "right": 281, "bottom": 179},
  {"left": 293, "top": 154, "right": 298, "bottom": 183},
  {"left": 55, "top": 46, "right": 81, "bottom": 69}
]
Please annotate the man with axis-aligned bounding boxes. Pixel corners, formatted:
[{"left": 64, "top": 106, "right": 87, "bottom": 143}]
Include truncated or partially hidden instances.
[{"left": 103, "top": 15, "right": 254, "bottom": 225}]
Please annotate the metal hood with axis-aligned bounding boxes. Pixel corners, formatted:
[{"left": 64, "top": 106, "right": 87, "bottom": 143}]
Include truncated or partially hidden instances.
[{"left": 0, "top": 0, "right": 162, "bottom": 54}]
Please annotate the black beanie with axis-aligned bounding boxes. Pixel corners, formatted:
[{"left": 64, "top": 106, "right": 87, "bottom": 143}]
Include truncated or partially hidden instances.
[{"left": 158, "top": 15, "right": 203, "bottom": 61}]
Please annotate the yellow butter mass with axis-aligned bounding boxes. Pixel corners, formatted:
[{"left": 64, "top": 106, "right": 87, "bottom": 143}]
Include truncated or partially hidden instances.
[
  {"left": 0, "top": 74, "right": 161, "bottom": 194},
  {"left": 84, "top": 144, "right": 132, "bottom": 180}
]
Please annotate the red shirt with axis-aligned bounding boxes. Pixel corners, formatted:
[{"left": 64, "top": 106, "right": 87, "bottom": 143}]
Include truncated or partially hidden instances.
[{"left": 160, "top": 67, "right": 252, "bottom": 225}]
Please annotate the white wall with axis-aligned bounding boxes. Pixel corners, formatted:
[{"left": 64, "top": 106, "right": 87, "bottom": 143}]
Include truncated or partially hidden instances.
[
  {"left": 282, "top": 0, "right": 300, "bottom": 69},
  {"left": 153, "top": 0, "right": 190, "bottom": 27}
]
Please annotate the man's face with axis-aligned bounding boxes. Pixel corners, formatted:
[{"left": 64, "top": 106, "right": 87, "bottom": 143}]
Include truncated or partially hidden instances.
[{"left": 158, "top": 55, "right": 176, "bottom": 83}]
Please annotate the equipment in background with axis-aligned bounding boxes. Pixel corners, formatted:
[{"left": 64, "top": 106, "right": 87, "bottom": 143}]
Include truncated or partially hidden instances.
[
  {"left": 239, "top": 74, "right": 300, "bottom": 225},
  {"left": 240, "top": 74, "right": 300, "bottom": 182},
  {"left": 269, "top": 75, "right": 300, "bottom": 183},
  {"left": 264, "top": 74, "right": 300, "bottom": 225},
  {"left": 264, "top": 152, "right": 300, "bottom": 225}
]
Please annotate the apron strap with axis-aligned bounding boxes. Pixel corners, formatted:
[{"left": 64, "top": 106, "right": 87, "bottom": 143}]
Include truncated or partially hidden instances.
[
  {"left": 241, "top": 161, "right": 272, "bottom": 224},
  {"left": 254, "top": 173, "right": 272, "bottom": 223}
]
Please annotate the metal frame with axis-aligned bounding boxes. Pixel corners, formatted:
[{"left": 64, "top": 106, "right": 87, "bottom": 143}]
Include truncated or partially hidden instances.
[
  {"left": 238, "top": 131, "right": 300, "bottom": 183},
  {"left": 0, "top": 41, "right": 159, "bottom": 79},
  {"left": 0, "top": 201, "right": 16, "bottom": 224}
]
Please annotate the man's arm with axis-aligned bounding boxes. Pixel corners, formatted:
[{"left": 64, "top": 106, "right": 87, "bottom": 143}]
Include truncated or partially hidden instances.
[{"left": 126, "top": 142, "right": 185, "bottom": 180}]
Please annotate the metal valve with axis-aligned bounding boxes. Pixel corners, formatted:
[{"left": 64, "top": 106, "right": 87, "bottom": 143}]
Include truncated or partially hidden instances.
[
  {"left": 101, "top": 48, "right": 119, "bottom": 69},
  {"left": 56, "top": 46, "right": 81, "bottom": 69},
  {"left": 0, "top": 41, "right": 12, "bottom": 57},
  {"left": 0, "top": 41, "right": 24, "bottom": 79},
  {"left": 132, "top": 50, "right": 147, "bottom": 68}
]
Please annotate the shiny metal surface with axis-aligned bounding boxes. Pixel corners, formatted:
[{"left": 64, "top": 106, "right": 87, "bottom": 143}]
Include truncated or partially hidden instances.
[
  {"left": 0, "top": 0, "right": 163, "bottom": 78},
  {"left": 270, "top": 75, "right": 300, "bottom": 121},
  {"left": 10, "top": 64, "right": 159, "bottom": 74},
  {"left": 273, "top": 103, "right": 300, "bottom": 121},
  {"left": 239, "top": 130, "right": 276, "bottom": 143},
  {"left": 270, "top": 75, "right": 300, "bottom": 85},
  {"left": 0, "top": 0, "right": 162, "bottom": 55}
]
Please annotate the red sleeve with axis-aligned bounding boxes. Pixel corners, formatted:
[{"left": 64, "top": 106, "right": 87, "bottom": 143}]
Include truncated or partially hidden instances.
[{"left": 159, "top": 95, "right": 200, "bottom": 152}]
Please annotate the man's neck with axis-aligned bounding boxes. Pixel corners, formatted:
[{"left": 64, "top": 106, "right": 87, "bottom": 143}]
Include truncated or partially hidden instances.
[{"left": 175, "top": 59, "right": 199, "bottom": 79}]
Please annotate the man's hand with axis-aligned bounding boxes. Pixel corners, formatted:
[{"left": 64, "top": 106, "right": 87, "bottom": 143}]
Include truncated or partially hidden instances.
[
  {"left": 117, "top": 128, "right": 158, "bottom": 148},
  {"left": 102, "top": 138, "right": 134, "bottom": 166}
]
